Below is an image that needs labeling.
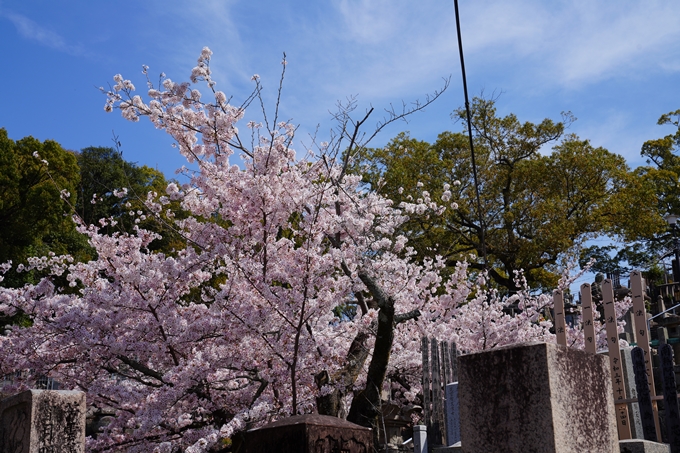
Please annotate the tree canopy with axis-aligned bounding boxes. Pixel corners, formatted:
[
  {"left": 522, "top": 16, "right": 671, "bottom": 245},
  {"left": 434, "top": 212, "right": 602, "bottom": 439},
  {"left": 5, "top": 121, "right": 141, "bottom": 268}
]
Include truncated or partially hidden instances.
[
  {"left": 352, "top": 98, "right": 658, "bottom": 291},
  {"left": 578, "top": 109, "right": 680, "bottom": 280},
  {"left": 0, "top": 129, "right": 86, "bottom": 287}
]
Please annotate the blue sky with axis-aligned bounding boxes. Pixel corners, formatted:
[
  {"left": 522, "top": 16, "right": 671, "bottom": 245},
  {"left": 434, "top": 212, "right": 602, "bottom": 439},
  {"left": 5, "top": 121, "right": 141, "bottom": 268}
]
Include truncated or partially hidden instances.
[{"left": 1, "top": 0, "right": 680, "bottom": 287}]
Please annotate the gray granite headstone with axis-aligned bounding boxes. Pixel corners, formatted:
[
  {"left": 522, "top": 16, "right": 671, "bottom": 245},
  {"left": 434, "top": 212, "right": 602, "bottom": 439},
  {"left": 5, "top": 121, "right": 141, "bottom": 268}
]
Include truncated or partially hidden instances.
[
  {"left": 632, "top": 347, "right": 659, "bottom": 442},
  {"left": 0, "top": 389, "right": 85, "bottom": 453},
  {"left": 622, "top": 347, "right": 645, "bottom": 438},
  {"left": 445, "top": 382, "right": 460, "bottom": 446},
  {"left": 659, "top": 344, "right": 680, "bottom": 453},
  {"left": 459, "top": 342, "right": 618, "bottom": 453}
]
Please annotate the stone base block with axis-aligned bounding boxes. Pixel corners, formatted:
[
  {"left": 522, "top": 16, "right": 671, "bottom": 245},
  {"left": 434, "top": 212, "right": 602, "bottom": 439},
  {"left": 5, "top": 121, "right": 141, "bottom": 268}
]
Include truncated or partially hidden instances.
[
  {"left": 619, "top": 439, "right": 670, "bottom": 453},
  {"left": 459, "top": 342, "right": 618, "bottom": 453},
  {"left": 242, "top": 414, "right": 372, "bottom": 453},
  {"left": 433, "top": 441, "right": 462, "bottom": 452}
]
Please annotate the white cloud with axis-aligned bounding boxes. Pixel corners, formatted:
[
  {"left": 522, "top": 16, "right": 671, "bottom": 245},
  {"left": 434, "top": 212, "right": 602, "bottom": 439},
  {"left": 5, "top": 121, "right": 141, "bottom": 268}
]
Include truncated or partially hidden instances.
[
  {"left": 2, "top": 10, "right": 86, "bottom": 56},
  {"left": 456, "top": 0, "right": 680, "bottom": 88},
  {"left": 336, "top": 0, "right": 405, "bottom": 45}
]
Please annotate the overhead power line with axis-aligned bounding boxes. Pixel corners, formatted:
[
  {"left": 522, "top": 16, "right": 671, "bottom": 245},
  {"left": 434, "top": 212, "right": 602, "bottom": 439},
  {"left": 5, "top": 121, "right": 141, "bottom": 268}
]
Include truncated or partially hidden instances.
[{"left": 453, "top": 0, "right": 488, "bottom": 268}]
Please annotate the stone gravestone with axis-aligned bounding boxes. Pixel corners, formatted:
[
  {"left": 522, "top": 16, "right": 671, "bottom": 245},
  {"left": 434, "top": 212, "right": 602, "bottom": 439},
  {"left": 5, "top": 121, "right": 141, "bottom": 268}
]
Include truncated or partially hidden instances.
[
  {"left": 458, "top": 342, "right": 618, "bottom": 453},
  {"left": 445, "top": 382, "right": 460, "bottom": 446},
  {"left": 632, "top": 347, "right": 659, "bottom": 442},
  {"left": 622, "top": 347, "right": 645, "bottom": 438},
  {"left": 242, "top": 414, "right": 372, "bottom": 453},
  {"left": 0, "top": 389, "right": 86, "bottom": 453},
  {"left": 659, "top": 344, "right": 680, "bottom": 453}
]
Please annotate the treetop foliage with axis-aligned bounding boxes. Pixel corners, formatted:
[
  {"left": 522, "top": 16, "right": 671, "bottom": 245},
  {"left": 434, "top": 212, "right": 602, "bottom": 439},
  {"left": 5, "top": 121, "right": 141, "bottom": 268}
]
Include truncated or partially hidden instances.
[{"left": 352, "top": 98, "right": 662, "bottom": 291}]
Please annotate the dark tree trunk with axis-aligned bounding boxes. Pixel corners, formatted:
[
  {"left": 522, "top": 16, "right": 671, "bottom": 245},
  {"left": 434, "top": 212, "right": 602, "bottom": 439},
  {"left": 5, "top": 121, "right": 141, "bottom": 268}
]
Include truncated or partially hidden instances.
[{"left": 347, "top": 272, "right": 395, "bottom": 431}]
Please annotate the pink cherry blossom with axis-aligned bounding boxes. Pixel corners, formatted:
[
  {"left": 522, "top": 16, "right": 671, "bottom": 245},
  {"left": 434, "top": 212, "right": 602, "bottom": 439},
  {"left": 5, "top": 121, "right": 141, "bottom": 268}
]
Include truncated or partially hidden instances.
[{"left": 0, "top": 48, "right": 631, "bottom": 452}]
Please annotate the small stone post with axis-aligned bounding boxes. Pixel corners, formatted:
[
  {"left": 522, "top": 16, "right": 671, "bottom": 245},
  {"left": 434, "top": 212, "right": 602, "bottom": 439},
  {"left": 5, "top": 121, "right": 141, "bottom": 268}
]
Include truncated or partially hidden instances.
[{"left": 413, "top": 425, "right": 428, "bottom": 453}]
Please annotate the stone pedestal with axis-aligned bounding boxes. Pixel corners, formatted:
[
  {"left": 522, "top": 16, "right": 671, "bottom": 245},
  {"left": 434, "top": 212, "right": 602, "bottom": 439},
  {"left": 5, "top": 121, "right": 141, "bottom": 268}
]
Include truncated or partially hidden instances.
[
  {"left": 242, "top": 414, "right": 372, "bottom": 453},
  {"left": 0, "top": 389, "right": 86, "bottom": 453},
  {"left": 619, "top": 439, "right": 670, "bottom": 453},
  {"left": 458, "top": 342, "right": 618, "bottom": 453}
]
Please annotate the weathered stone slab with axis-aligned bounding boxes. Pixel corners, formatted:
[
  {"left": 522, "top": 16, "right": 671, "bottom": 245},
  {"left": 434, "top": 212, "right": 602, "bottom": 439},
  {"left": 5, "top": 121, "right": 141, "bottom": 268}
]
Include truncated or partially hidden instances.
[
  {"left": 458, "top": 341, "right": 618, "bottom": 453},
  {"left": 658, "top": 344, "right": 680, "bottom": 453},
  {"left": 632, "top": 347, "right": 659, "bottom": 442},
  {"left": 622, "top": 347, "right": 645, "bottom": 438},
  {"left": 445, "top": 382, "right": 460, "bottom": 446},
  {"left": 242, "top": 414, "right": 372, "bottom": 453},
  {"left": 619, "top": 439, "right": 670, "bottom": 453},
  {"left": 0, "top": 389, "right": 86, "bottom": 453}
]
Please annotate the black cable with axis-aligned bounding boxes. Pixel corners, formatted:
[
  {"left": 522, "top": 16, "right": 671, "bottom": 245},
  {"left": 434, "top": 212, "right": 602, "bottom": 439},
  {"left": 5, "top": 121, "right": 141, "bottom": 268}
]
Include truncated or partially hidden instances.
[{"left": 453, "top": 0, "right": 488, "bottom": 268}]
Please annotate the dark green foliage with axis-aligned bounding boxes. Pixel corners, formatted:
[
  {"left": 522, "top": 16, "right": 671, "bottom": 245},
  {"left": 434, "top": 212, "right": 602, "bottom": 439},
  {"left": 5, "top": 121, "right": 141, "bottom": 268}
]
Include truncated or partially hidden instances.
[
  {"left": 0, "top": 128, "right": 86, "bottom": 287},
  {"left": 350, "top": 99, "right": 656, "bottom": 291}
]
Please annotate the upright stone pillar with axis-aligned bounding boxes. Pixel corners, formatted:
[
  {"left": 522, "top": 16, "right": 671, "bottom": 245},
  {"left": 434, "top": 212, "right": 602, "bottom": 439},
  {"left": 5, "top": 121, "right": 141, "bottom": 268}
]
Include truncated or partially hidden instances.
[
  {"left": 0, "top": 389, "right": 86, "bottom": 453},
  {"left": 458, "top": 342, "right": 618, "bottom": 453}
]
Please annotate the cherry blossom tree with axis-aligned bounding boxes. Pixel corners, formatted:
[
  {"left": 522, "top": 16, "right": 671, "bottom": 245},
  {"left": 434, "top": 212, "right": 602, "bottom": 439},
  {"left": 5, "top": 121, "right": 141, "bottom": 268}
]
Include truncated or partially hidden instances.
[{"left": 0, "top": 48, "right": 627, "bottom": 452}]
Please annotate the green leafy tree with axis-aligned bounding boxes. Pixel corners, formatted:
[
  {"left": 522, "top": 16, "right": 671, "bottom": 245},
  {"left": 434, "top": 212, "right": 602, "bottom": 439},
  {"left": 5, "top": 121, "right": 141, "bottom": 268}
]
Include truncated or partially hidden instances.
[
  {"left": 579, "top": 109, "right": 680, "bottom": 283},
  {"left": 0, "top": 129, "right": 85, "bottom": 287},
  {"left": 600, "top": 109, "right": 680, "bottom": 281},
  {"left": 639, "top": 109, "right": 680, "bottom": 218},
  {"left": 352, "top": 98, "right": 655, "bottom": 291}
]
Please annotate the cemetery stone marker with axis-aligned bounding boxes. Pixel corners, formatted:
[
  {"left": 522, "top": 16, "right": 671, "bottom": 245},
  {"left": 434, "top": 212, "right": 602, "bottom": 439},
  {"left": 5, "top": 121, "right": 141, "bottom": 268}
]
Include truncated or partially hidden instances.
[
  {"left": 659, "top": 344, "right": 680, "bottom": 453},
  {"left": 622, "top": 347, "right": 644, "bottom": 439},
  {"left": 445, "top": 382, "right": 460, "bottom": 446},
  {"left": 632, "top": 347, "right": 658, "bottom": 442},
  {"left": 458, "top": 342, "right": 618, "bottom": 453},
  {"left": 0, "top": 389, "right": 86, "bottom": 453}
]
